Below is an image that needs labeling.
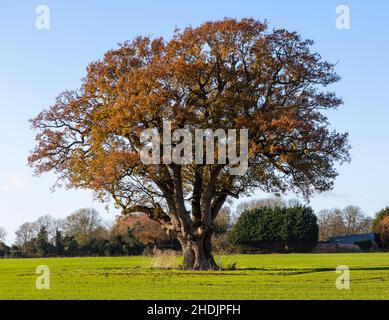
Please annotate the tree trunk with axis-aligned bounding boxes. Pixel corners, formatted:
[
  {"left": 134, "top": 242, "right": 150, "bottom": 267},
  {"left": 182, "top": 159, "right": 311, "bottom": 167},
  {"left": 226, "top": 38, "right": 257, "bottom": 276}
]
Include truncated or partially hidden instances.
[
  {"left": 182, "top": 241, "right": 195, "bottom": 270},
  {"left": 179, "top": 232, "right": 219, "bottom": 270}
]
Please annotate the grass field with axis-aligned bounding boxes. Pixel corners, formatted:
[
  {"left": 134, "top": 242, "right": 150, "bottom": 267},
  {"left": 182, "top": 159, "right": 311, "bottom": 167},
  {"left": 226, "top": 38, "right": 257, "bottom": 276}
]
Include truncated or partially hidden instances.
[{"left": 1, "top": 253, "right": 389, "bottom": 299}]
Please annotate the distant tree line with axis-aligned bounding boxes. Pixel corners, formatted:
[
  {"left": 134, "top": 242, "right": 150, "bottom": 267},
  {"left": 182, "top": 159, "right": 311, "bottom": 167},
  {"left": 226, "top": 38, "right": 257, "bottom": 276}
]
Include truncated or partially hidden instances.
[
  {"left": 229, "top": 198, "right": 388, "bottom": 252},
  {"left": 0, "top": 208, "right": 179, "bottom": 258},
  {"left": 1, "top": 200, "right": 388, "bottom": 258},
  {"left": 317, "top": 206, "right": 373, "bottom": 241}
]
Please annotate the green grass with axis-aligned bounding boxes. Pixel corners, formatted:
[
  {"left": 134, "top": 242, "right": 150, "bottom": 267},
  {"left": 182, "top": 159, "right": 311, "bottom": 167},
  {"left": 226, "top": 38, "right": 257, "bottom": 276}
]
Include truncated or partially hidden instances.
[{"left": 1, "top": 253, "right": 389, "bottom": 299}]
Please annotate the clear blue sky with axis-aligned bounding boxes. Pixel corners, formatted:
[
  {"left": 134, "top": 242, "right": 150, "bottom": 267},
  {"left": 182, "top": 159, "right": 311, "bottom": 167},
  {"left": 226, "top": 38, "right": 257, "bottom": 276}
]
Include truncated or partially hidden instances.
[{"left": 0, "top": 0, "right": 388, "bottom": 243}]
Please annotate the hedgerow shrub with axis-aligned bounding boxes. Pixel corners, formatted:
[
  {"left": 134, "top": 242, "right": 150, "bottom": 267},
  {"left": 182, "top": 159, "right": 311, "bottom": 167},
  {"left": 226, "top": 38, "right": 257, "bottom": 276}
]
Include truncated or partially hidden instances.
[
  {"left": 229, "top": 205, "right": 318, "bottom": 253},
  {"left": 354, "top": 240, "right": 372, "bottom": 251}
]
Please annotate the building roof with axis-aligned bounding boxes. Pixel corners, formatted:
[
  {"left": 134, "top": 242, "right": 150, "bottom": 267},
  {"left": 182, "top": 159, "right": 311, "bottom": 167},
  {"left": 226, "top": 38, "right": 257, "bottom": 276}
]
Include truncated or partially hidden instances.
[{"left": 328, "top": 233, "right": 376, "bottom": 245}]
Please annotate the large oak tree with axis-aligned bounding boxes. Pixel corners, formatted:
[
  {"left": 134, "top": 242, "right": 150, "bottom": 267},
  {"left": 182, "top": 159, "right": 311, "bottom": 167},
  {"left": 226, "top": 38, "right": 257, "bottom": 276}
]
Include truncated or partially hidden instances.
[{"left": 29, "top": 18, "right": 350, "bottom": 270}]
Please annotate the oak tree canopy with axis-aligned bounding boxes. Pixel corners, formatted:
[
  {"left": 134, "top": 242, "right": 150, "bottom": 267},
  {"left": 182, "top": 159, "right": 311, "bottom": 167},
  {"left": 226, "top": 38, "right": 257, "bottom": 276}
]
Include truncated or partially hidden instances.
[{"left": 29, "top": 18, "right": 350, "bottom": 270}]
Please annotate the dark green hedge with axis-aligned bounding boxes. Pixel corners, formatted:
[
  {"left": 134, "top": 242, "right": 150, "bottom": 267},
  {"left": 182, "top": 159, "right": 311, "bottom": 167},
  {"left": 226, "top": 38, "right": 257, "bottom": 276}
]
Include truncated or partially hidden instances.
[
  {"left": 354, "top": 240, "right": 372, "bottom": 251},
  {"left": 229, "top": 205, "right": 318, "bottom": 253}
]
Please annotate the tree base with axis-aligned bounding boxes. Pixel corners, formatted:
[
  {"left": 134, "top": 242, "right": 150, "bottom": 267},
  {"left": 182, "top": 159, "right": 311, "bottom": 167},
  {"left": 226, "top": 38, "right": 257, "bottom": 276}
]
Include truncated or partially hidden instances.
[{"left": 181, "top": 241, "right": 220, "bottom": 271}]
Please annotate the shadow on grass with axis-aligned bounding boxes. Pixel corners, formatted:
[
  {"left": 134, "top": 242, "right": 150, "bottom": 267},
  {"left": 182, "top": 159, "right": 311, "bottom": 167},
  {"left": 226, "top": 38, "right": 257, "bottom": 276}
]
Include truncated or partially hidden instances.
[
  {"left": 140, "top": 265, "right": 389, "bottom": 277},
  {"left": 234, "top": 265, "right": 389, "bottom": 275}
]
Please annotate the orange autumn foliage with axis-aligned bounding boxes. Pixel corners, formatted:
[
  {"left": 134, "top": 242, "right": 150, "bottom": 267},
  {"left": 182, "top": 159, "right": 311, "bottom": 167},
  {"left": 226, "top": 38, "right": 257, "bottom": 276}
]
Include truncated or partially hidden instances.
[
  {"left": 375, "top": 216, "right": 389, "bottom": 248},
  {"left": 115, "top": 213, "right": 172, "bottom": 246},
  {"left": 29, "top": 18, "right": 350, "bottom": 269}
]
